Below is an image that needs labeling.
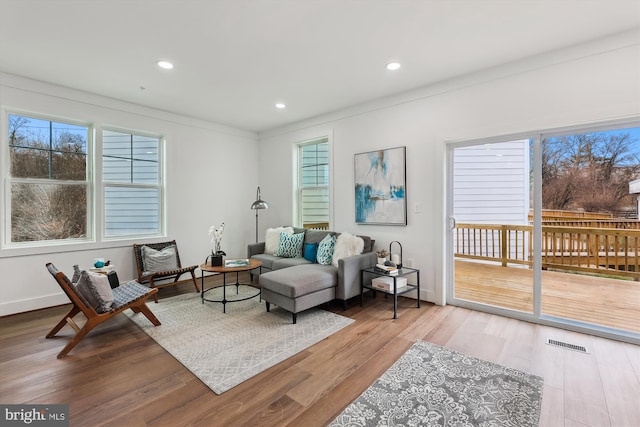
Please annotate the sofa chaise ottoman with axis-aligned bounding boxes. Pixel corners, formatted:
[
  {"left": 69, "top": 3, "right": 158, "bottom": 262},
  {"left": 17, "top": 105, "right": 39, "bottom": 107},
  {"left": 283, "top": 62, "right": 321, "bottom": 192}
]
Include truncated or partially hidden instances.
[{"left": 261, "top": 264, "right": 337, "bottom": 324}]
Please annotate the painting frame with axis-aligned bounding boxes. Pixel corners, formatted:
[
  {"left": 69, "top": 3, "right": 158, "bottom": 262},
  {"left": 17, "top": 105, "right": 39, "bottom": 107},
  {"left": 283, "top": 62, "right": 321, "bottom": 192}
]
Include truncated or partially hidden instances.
[{"left": 354, "top": 146, "right": 407, "bottom": 225}]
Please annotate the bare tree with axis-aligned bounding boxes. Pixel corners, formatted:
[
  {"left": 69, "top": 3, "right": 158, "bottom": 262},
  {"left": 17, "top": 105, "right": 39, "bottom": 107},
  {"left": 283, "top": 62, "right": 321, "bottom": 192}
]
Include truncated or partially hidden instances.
[
  {"left": 8, "top": 117, "right": 87, "bottom": 242},
  {"left": 542, "top": 132, "right": 640, "bottom": 215}
]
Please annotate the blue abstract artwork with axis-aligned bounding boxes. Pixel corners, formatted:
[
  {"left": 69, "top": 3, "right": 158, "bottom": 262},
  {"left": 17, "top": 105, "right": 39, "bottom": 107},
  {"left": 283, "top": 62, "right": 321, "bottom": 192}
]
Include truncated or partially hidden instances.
[{"left": 354, "top": 146, "right": 406, "bottom": 225}]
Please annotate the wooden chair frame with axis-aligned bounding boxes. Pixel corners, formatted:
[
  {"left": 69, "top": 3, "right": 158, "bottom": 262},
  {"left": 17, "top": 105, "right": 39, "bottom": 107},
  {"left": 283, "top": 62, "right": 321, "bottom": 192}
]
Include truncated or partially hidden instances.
[
  {"left": 133, "top": 240, "right": 199, "bottom": 302},
  {"left": 45, "top": 263, "right": 161, "bottom": 358}
]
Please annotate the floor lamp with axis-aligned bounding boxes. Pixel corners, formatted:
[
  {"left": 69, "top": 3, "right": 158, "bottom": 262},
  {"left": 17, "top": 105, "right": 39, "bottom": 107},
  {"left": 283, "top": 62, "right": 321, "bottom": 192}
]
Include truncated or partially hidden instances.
[{"left": 250, "top": 186, "right": 269, "bottom": 243}]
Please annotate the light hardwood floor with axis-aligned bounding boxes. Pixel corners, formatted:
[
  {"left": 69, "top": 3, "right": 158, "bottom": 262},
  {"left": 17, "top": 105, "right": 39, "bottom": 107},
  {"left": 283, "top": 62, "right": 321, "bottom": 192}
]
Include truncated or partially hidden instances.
[{"left": 1, "top": 276, "right": 639, "bottom": 427}]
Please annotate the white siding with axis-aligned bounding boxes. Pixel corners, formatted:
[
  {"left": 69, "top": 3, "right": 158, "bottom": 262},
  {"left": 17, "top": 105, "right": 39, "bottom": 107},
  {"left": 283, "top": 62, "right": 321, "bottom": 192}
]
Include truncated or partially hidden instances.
[
  {"left": 453, "top": 140, "right": 530, "bottom": 225},
  {"left": 103, "top": 130, "right": 161, "bottom": 237}
]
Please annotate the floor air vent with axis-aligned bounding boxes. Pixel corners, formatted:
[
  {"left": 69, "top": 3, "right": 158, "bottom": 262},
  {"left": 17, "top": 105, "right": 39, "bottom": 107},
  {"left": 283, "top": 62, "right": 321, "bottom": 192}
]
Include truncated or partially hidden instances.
[{"left": 546, "top": 338, "right": 588, "bottom": 353}]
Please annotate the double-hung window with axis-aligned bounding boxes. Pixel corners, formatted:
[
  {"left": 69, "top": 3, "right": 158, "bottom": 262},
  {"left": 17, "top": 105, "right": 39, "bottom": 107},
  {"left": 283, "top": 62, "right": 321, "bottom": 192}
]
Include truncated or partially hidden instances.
[
  {"left": 4, "top": 112, "right": 164, "bottom": 248},
  {"left": 102, "top": 130, "right": 162, "bottom": 238},
  {"left": 298, "top": 138, "right": 330, "bottom": 229},
  {"left": 7, "top": 114, "right": 89, "bottom": 244}
]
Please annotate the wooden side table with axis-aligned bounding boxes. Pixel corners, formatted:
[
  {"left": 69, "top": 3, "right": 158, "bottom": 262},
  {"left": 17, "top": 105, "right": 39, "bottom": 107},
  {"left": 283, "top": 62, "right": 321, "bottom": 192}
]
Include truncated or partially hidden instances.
[{"left": 360, "top": 266, "right": 420, "bottom": 319}]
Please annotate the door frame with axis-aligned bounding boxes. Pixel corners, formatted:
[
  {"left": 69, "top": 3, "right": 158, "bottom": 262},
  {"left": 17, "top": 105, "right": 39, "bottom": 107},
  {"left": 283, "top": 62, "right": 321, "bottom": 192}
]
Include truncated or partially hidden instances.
[{"left": 445, "top": 118, "right": 640, "bottom": 345}]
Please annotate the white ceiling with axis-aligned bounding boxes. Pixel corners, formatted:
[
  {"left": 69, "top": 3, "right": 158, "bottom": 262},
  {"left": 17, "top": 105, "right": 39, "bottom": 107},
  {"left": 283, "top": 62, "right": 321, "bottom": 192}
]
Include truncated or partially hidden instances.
[{"left": 1, "top": 0, "right": 639, "bottom": 133}]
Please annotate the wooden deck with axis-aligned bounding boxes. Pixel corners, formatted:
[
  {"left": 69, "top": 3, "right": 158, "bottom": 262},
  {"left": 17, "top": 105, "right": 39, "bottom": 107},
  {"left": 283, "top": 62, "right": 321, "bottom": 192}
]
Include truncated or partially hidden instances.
[{"left": 454, "top": 260, "right": 640, "bottom": 333}]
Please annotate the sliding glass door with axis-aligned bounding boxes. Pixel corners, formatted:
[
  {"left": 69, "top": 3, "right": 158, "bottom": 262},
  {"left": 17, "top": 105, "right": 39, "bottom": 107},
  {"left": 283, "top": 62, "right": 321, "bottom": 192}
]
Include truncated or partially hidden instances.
[
  {"left": 447, "top": 122, "right": 640, "bottom": 342},
  {"left": 449, "top": 139, "right": 534, "bottom": 314},
  {"left": 539, "top": 126, "right": 640, "bottom": 335}
]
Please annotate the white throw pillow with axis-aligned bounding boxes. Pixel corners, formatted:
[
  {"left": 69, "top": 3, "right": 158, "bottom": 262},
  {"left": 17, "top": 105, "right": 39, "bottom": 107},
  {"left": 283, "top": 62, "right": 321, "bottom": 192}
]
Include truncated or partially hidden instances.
[
  {"left": 265, "top": 227, "right": 293, "bottom": 254},
  {"left": 331, "top": 233, "right": 365, "bottom": 267}
]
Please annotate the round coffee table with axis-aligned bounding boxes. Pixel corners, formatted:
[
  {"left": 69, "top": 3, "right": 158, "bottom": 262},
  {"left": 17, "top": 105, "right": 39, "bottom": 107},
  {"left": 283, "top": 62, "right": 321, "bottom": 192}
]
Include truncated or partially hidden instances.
[{"left": 200, "top": 259, "right": 262, "bottom": 312}]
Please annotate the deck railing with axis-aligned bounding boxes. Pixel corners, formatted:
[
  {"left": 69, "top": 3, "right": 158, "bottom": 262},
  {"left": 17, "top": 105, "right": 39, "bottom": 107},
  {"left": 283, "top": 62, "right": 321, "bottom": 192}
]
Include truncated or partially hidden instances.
[
  {"left": 529, "top": 209, "right": 614, "bottom": 222},
  {"left": 541, "top": 220, "right": 640, "bottom": 229},
  {"left": 455, "top": 223, "right": 640, "bottom": 279},
  {"left": 303, "top": 222, "right": 329, "bottom": 230}
]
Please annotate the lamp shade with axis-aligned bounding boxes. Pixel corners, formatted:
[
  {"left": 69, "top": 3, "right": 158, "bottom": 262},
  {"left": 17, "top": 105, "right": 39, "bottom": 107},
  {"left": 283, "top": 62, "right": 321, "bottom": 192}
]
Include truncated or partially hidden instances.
[
  {"left": 251, "top": 187, "right": 269, "bottom": 210},
  {"left": 251, "top": 200, "right": 268, "bottom": 210},
  {"left": 251, "top": 186, "right": 268, "bottom": 243}
]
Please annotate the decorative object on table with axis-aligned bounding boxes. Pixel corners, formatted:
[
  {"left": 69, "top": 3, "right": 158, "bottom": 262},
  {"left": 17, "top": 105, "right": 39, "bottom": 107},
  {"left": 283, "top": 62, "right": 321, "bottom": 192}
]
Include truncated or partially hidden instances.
[
  {"left": 354, "top": 146, "right": 407, "bottom": 225},
  {"left": 106, "top": 270, "right": 120, "bottom": 289},
  {"left": 375, "top": 247, "right": 389, "bottom": 265},
  {"left": 126, "top": 292, "right": 353, "bottom": 394},
  {"left": 208, "top": 222, "right": 226, "bottom": 266},
  {"left": 90, "top": 259, "right": 114, "bottom": 273},
  {"left": 224, "top": 258, "right": 250, "bottom": 267},
  {"left": 389, "top": 240, "right": 403, "bottom": 268},
  {"left": 371, "top": 275, "right": 407, "bottom": 291},
  {"left": 208, "top": 253, "right": 223, "bottom": 267},
  {"left": 374, "top": 263, "right": 398, "bottom": 275},
  {"left": 329, "top": 340, "right": 543, "bottom": 427},
  {"left": 250, "top": 186, "right": 269, "bottom": 243},
  {"left": 208, "top": 222, "right": 225, "bottom": 255}
]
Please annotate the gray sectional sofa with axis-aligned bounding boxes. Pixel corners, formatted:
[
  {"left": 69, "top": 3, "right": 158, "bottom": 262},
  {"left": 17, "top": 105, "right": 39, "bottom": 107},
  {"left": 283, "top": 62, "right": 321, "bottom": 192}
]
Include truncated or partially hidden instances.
[{"left": 247, "top": 228, "right": 376, "bottom": 322}]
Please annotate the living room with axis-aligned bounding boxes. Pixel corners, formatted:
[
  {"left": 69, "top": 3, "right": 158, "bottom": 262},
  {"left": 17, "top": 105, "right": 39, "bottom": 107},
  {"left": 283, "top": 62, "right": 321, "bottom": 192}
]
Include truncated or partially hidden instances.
[{"left": 1, "top": 1, "right": 639, "bottom": 426}]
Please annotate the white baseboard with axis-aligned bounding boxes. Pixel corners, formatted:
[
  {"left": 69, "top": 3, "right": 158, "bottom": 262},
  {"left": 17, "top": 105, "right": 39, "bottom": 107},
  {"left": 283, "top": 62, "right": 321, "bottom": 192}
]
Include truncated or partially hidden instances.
[{"left": 0, "top": 292, "right": 69, "bottom": 317}]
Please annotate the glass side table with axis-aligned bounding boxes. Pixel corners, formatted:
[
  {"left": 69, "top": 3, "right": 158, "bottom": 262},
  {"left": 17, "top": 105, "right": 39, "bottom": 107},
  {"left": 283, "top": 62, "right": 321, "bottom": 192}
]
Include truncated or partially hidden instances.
[{"left": 360, "top": 266, "right": 421, "bottom": 319}]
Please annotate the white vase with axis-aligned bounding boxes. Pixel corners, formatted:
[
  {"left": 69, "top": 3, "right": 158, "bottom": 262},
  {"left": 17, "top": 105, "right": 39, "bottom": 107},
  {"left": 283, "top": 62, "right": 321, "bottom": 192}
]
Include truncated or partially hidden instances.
[{"left": 377, "top": 257, "right": 386, "bottom": 265}]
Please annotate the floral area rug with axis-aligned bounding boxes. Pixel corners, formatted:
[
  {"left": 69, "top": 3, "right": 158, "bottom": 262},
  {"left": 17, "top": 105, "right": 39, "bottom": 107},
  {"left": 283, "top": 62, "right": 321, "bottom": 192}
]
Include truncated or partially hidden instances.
[
  {"left": 330, "top": 340, "right": 543, "bottom": 427},
  {"left": 126, "top": 289, "right": 353, "bottom": 394}
]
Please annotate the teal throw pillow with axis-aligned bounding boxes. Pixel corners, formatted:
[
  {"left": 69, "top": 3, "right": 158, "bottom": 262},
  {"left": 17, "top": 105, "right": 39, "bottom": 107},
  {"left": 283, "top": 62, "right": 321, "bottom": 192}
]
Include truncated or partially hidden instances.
[
  {"left": 303, "top": 243, "right": 318, "bottom": 263},
  {"left": 274, "top": 231, "right": 304, "bottom": 258},
  {"left": 316, "top": 234, "right": 336, "bottom": 265}
]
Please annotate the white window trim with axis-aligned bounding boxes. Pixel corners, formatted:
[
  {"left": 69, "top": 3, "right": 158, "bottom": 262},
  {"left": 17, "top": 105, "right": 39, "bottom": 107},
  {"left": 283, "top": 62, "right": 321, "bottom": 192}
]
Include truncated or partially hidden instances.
[
  {"left": 2, "top": 110, "right": 94, "bottom": 251},
  {"left": 100, "top": 126, "right": 165, "bottom": 241},
  {"left": 0, "top": 110, "right": 166, "bottom": 258},
  {"left": 294, "top": 135, "right": 333, "bottom": 229}
]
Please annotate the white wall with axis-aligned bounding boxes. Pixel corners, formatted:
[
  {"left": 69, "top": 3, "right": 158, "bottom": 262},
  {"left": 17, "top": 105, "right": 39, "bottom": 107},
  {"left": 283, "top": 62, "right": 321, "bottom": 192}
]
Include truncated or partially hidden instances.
[
  {"left": 258, "top": 30, "right": 640, "bottom": 305},
  {"left": 0, "top": 74, "right": 259, "bottom": 316}
]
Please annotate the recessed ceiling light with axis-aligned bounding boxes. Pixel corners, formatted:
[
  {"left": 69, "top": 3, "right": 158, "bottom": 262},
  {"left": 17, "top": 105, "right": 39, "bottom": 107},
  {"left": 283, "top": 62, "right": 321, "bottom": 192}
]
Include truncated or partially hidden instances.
[
  {"left": 386, "top": 62, "right": 401, "bottom": 71},
  {"left": 156, "top": 60, "right": 174, "bottom": 70},
  {"left": 275, "top": 103, "right": 286, "bottom": 109}
]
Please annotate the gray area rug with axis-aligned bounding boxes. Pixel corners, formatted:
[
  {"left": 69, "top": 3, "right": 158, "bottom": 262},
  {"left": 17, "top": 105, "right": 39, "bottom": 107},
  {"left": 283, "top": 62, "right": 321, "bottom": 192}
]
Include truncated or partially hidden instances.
[
  {"left": 330, "top": 340, "right": 543, "bottom": 427},
  {"left": 126, "top": 288, "right": 353, "bottom": 394}
]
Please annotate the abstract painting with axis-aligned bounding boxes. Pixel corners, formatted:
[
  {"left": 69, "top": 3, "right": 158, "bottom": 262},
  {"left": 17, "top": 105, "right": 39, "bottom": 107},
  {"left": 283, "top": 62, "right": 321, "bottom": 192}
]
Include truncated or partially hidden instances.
[{"left": 354, "top": 146, "right": 406, "bottom": 225}]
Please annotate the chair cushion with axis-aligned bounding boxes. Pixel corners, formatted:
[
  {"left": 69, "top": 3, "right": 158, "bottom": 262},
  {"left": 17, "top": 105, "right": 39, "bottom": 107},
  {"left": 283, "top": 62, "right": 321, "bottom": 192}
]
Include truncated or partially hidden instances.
[
  {"left": 316, "top": 234, "right": 336, "bottom": 265},
  {"left": 75, "top": 270, "right": 114, "bottom": 313},
  {"left": 251, "top": 253, "right": 279, "bottom": 271},
  {"left": 142, "top": 244, "right": 178, "bottom": 273},
  {"left": 272, "top": 257, "right": 312, "bottom": 270},
  {"left": 274, "top": 231, "right": 304, "bottom": 258}
]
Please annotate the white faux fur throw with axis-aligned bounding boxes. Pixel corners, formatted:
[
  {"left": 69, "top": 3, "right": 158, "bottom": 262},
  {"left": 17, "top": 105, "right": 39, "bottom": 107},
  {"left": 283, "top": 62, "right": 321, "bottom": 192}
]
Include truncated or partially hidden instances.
[
  {"left": 265, "top": 227, "right": 293, "bottom": 254},
  {"left": 332, "top": 233, "right": 364, "bottom": 267}
]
